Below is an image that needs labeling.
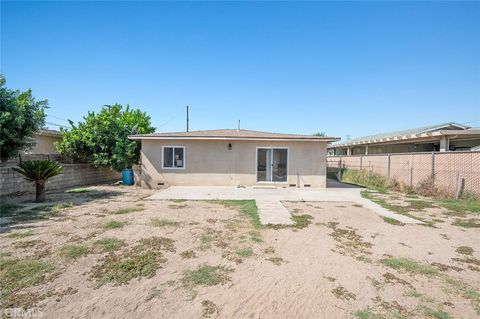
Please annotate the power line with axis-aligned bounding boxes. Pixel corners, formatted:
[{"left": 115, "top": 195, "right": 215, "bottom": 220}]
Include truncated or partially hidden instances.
[
  {"left": 46, "top": 114, "right": 69, "bottom": 123},
  {"left": 157, "top": 112, "right": 182, "bottom": 130},
  {"left": 45, "top": 121, "right": 69, "bottom": 129}
]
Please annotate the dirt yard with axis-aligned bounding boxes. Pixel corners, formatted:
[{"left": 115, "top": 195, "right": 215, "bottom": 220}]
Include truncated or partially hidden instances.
[{"left": 1, "top": 185, "right": 479, "bottom": 318}]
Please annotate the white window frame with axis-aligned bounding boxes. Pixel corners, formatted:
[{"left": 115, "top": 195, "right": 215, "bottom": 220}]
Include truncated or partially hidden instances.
[{"left": 161, "top": 146, "right": 186, "bottom": 169}]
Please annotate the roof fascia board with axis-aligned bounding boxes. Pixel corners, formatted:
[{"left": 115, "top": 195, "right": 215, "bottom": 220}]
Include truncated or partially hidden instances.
[{"left": 129, "top": 136, "right": 340, "bottom": 142}]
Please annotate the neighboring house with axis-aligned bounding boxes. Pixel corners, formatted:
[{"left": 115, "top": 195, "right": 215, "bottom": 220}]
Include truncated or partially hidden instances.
[
  {"left": 26, "top": 129, "right": 62, "bottom": 154},
  {"left": 129, "top": 129, "right": 339, "bottom": 188},
  {"left": 328, "top": 122, "right": 480, "bottom": 156}
]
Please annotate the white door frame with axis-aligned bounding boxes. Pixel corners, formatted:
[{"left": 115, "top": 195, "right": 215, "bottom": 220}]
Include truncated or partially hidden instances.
[{"left": 255, "top": 147, "right": 289, "bottom": 183}]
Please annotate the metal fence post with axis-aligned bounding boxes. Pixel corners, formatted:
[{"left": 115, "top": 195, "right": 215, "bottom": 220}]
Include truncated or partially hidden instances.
[
  {"left": 431, "top": 152, "right": 435, "bottom": 185},
  {"left": 387, "top": 154, "right": 391, "bottom": 178},
  {"left": 360, "top": 156, "right": 363, "bottom": 170},
  {"left": 407, "top": 161, "right": 412, "bottom": 186},
  {"left": 368, "top": 161, "right": 373, "bottom": 180}
]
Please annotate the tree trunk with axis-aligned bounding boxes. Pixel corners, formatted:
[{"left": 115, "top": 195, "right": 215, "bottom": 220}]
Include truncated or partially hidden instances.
[{"left": 35, "top": 180, "right": 46, "bottom": 202}]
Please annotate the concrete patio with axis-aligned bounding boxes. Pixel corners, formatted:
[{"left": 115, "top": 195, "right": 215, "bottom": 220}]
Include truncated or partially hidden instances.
[{"left": 147, "top": 180, "right": 422, "bottom": 225}]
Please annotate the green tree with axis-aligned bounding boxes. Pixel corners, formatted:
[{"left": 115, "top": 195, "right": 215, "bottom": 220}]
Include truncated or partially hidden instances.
[
  {"left": 56, "top": 104, "right": 155, "bottom": 171},
  {"left": 13, "top": 160, "right": 63, "bottom": 202},
  {"left": 0, "top": 75, "right": 48, "bottom": 161},
  {"left": 313, "top": 132, "right": 326, "bottom": 136}
]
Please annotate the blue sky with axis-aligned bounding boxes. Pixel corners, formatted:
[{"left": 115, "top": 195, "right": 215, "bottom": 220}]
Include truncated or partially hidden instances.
[{"left": 2, "top": 1, "right": 479, "bottom": 140}]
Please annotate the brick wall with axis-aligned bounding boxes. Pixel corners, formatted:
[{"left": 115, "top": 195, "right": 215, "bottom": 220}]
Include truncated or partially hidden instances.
[{"left": 0, "top": 164, "right": 120, "bottom": 196}]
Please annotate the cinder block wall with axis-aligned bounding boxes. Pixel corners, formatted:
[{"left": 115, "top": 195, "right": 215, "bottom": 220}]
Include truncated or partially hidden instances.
[{"left": 0, "top": 164, "right": 120, "bottom": 196}]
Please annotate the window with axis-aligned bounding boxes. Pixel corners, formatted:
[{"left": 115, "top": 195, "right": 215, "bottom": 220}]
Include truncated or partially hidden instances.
[{"left": 162, "top": 146, "right": 185, "bottom": 169}]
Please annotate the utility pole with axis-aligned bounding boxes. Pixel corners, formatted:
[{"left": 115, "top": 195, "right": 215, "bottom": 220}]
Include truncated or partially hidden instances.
[
  {"left": 186, "top": 105, "right": 189, "bottom": 132},
  {"left": 237, "top": 119, "right": 240, "bottom": 131}
]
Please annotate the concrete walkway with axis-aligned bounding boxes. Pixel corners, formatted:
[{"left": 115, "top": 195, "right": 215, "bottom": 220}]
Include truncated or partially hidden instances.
[
  {"left": 147, "top": 184, "right": 422, "bottom": 225},
  {"left": 255, "top": 199, "right": 293, "bottom": 225}
]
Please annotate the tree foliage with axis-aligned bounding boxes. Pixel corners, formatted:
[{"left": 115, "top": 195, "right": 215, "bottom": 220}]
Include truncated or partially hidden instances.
[
  {"left": 0, "top": 75, "right": 48, "bottom": 161},
  {"left": 313, "top": 132, "right": 326, "bottom": 136},
  {"left": 56, "top": 104, "right": 155, "bottom": 171}
]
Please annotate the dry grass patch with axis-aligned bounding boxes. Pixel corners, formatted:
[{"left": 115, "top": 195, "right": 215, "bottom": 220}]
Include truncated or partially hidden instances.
[
  {"left": 209, "top": 200, "right": 262, "bottom": 229},
  {"left": 419, "top": 305, "right": 452, "bottom": 319},
  {"left": 91, "top": 236, "right": 174, "bottom": 286},
  {"left": 199, "top": 227, "right": 231, "bottom": 250},
  {"left": 95, "top": 238, "right": 124, "bottom": 253},
  {"left": 325, "top": 222, "right": 372, "bottom": 256},
  {"left": 267, "top": 213, "right": 314, "bottom": 230},
  {"left": 168, "top": 204, "right": 188, "bottom": 209},
  {"left": 59, "top": 244, "right": 91, "bottom": 260},
  {"left": 6, "top": 230, "right": 34, "bottom": 239},
  {"left": 235, "top": 247, "right": 253, "bottom": 257},
  {"left": 111, "top": 207, "right": 144, "bottom": 214},
  {"left": 381, "top": 257, "right": 438, "bottom": 275},
  {"left": 451, "top": 257, "right": 480, "bottom": 266},
  {"left": 180, "top": 250, "right": 197, "bottom": 259},
  {"left": 452, "top": 218, "right": 480, "bottom": 228},
  {"left": 383, "top": 216, "right": 405, "bottom": 226},
  {"left": 382, "top": 272, "right": 413, "bottom": 288},
  {"left": 455, "top": 246, "right": 474, "bottom": 255},
  {"left": 202, "top": 300, "right": 220, "bottom": 318},
  {"left": 102, "top": 220, "right": 126, "bottom": 229},
  {"left": 0, "top": 256, "right": 55, "bottom": 307},
  {"left": 151, "top": 218, "right": 182, "bottom": 227},
  {"left": 444, "top": 277, "right": 480, "bottom": 314},
  {"left": 13, "top": 239, "right": 45, "bottom": 249},
  {"left": 266, "top": 257, "right": 285, "bottom": 266},
  {"left": 181, "top": 264, "right": 232, "bottom": 288},
  {"left": 331, "top": 285, "right": 356, "bottom": 301}
]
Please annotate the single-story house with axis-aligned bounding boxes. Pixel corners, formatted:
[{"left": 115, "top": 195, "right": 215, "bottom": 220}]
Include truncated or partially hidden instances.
[
  {"left": 328, "top": 122, "right": 480, "bottom": 156},
  {"left": 129, "top": 129, "right": 339, "bottom": 188},
  {"left": 24, "top": 129, "right": 63, "bottom": 155}
]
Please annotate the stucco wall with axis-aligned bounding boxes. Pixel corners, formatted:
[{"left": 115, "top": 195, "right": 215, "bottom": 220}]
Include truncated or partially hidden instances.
[
  {"left": 28, "top": 135, "right": 62, "bottom": 154},
  {"left": 140, "top": 139, "right": 327, "bottom": 188}
]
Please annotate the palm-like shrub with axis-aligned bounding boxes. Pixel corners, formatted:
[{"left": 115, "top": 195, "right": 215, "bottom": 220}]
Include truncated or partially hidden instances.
[{"left": 13, "top": 160, "right": 63, "bottom": 202}]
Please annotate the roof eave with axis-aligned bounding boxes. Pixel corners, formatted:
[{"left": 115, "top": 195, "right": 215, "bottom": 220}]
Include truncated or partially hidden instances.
[
  {"left": 327, "top": 129, "right": 480, "bottom": 148},
  {"left": 129, "top": 135, "right": 340, "bottom": 142}
]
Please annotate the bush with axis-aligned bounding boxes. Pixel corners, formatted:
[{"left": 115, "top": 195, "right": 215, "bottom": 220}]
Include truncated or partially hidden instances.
[
  {"left": 0, "top": 75, "right": 48, "bottom": 161},
  {"left": 56, "top": 104, "right": 155, "bottom": 171},
  {"left": 340, "top": 169, "right": 389, "bottom": 191}
]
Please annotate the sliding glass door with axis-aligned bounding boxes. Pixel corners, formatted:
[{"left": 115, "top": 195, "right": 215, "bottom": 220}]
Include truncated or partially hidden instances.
[{"left": 256, "top": 148, "right": 288, "bottom": 182}]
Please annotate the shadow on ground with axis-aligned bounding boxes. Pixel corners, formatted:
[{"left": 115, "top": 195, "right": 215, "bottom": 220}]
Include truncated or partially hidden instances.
[
  {"left": 327, "top": 178, "right": 363, "bottom": 189},
  {"left": 0, "top": 187, "right": 123, "bottom": 233}
]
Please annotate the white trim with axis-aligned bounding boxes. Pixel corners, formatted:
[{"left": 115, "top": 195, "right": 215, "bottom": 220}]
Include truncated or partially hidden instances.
[
  {"left": 255, "top": 147, "right": 289, "bottom": 184},
  {"left": 161, "top": 145, "right": 186, "bottom": 170}
]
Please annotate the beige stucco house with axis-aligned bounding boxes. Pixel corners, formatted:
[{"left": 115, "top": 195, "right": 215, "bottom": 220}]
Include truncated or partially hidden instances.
[
  {"left": 130, "top": 129, "right": 339, "bottom": 188},
  {"left": 23, "top": 129, "right": 63, "bottom": 155}
]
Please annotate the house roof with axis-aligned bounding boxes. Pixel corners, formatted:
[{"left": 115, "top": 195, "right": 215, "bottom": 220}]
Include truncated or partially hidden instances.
[
  {"left": 328, "top": 122, "right": 471, "bottom": 148},
  {"left": 129, "top": 129, "right": 340, "bottom": 142},
  {"left": 38, "top": 129, "right": 62, "bottom": 137}
]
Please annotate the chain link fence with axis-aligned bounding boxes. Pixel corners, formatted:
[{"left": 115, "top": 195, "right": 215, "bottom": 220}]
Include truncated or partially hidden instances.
[{"left": 327, "top": 151, "right": 480, "bottom": 197}]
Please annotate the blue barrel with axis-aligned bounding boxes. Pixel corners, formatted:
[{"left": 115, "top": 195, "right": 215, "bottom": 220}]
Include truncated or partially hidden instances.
[{"left": 121, "top": 169, "right": 134, "bottom": 185}]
